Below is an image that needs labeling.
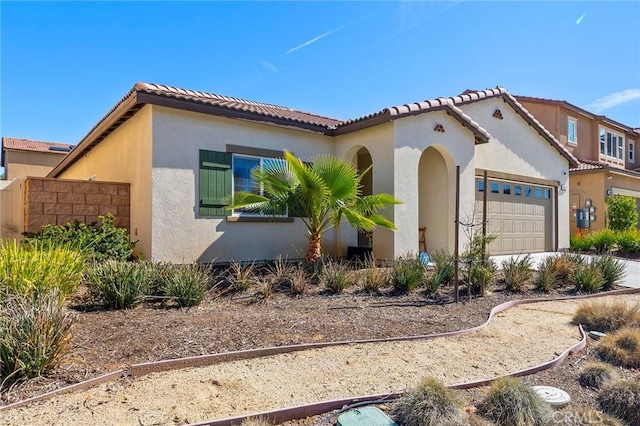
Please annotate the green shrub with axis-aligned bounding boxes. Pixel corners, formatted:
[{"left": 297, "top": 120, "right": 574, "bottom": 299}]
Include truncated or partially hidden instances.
[
  {"left": 360, "top": 254, "right": 388, "bottom": 292},
  {"left": 597, "top": 380, "right": 640, "bottom": 425},
  {"left": 467, "top": 261, "right": 497, "bottom": 294},
  {"left": 596, "top": 327, "right": 640, "bottom": 368},
  {"left": 534, "top": 256, "right": 558, "bottom": 291},
  {"left": 391, "top": 254, "right": 425, "bottom": 293},
  {"left": 477, "top": 376, "right": 552, "bottom": 426},
  {"left": 607, "top": 194, "right": 639, "bottom": 231},
  {"left": 321, "top": 258, "right": 352, "bottom": 294},
  {"left": 159, "top": 263, "right": 210, "bottom": 307},
  {"left": 573, "top": 300, "right": 640, "bottom": 333},
  {"left": 578, "top": 362, "right": 616, "bottom": 390},
  {"left": 590, "top": 229, "right": 618, "bottom": 254},
  {"left": 0, "top": 240, "right": 84, "bottom": 299},
  {"left": 570, "top": 235, "right": 593, "bottom": 252},
  {"left": 0, "top": 290, "right": 74, "bottom": 387},
  {"left": 395, "top": 377, "right": 465, "bottom": 426},
  {"left": 615, "top": 229, "right": 640, "bottom": 254},
  {"left": 502, "top": 254, "right": 533, "bottom": 292},
  {"left": 592, "top": 255, "right": 626, "bottom": 291},
  {"left": 570, "top": 263, "right": 604, "bottom": 293},
  {"left": 431, "top": 250, "right": 455, "bottom": 286},
  {"left": 25, "top": 213, "right": 137, "bottom": 263},
  {"left": 85, "top": 261, "right": 150, "bottom": 309}
]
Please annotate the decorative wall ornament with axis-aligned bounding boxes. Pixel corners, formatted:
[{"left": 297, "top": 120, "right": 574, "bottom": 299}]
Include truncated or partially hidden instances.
[
  {"left": 434, "top": 124, "right": 445, "bottom": 133},
  {"left": 493, "top": 109, "right": 504, "bottom": 119}
]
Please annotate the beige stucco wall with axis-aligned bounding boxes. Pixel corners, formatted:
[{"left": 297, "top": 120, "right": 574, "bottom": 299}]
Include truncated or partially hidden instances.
[
  {"left": 5, "top": 150, "right": 66, "bottom": 180},
  {"left": 460, "top": 99, "right": 571, "bottom": 250},
  {"left": 57, "top": 106, "right": 153, "bottom": 257},
  {"left": 334, "top": 123, "right": 396, "bottom": 259},
  {"left": 393, "top": 111, "right": 476, "bottom": 258},
  {"left": 570, "top": 171, "right": 605, "bottom": 235},
  {"left": 150, "top": 106, "right": 338, "bottom": 263},
  {"left": 0, "top": 178, "right": 24, "bottom": 241}
]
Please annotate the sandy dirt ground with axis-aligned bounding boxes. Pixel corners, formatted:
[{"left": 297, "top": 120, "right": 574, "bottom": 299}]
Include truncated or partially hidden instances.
[{"left": 2, "top": 294, "right": 639, "bottom": 426}]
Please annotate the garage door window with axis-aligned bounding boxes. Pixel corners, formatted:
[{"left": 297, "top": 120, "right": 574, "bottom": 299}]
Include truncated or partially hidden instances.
[
  {"left": 491, "top": 182, "right": 500, "bottom": 193},
  {"left": 503, "top": 183, "right": 511, "bottom": 195},
  {"left": 514, "top": 185, "right": 522, "bottom": 196},
  {"left": 525, "top": 186, "right": 533, "bottom": 197},
  {"left": 544, "top": 189, "right": 552, "bottom": 199}
]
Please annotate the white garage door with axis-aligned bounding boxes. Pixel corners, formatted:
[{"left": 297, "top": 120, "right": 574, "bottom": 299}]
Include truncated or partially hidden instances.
[{"left": 475, "top": 179, "right": 553, "bottom": 255}]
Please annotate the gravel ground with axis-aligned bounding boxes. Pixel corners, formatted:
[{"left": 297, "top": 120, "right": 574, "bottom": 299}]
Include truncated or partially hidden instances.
[{"left": 5, "top": 295, "right": 638, "bottom": 426}]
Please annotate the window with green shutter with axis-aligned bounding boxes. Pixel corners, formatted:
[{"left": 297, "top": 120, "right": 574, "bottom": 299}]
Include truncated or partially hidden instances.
[{"left": 199, "top": 150, "right": 232, "bottom": 216}]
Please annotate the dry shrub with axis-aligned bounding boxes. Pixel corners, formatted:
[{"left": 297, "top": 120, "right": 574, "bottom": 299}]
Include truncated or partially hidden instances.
[
  {"left": 553, "top": 254, "right": 584, "bottom": 286},
  {"left": 597, "top": 380, "right": 640, "bottom": 426},
  {"left": 596, "top": 327, "right": 640, "bottom": 368},
  {"left": 228, "top": 261, "right": 258, "bottom": 293},
  {"left": 477, "top": 376, "right": 552, "bottom": 426},
  {"left": 288, "top": 266, "right": 308, "bottom": 295},
  {"left": 578, "top": 362, "right": 616, "bottom": 390},
  {"left": 395, "top": 377, "right": 466, "bottom": 426},
  {"left": 573, "top": 300, "right": 640, "bottom": 333}
]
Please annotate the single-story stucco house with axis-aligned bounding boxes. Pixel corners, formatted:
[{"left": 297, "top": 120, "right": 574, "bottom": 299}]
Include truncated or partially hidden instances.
[{"left": 47, "top": 83, "right": 578, "bottom": 263}]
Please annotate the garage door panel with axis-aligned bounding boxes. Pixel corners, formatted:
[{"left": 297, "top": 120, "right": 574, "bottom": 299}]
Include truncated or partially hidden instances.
[{"left": 476, "top": 179, "right": 553, "bottom": 255}]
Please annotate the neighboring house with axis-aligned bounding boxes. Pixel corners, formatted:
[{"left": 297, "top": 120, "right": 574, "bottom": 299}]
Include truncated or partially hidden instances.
[
  {"left": 47, "top": 83, "right": 577, "bottom": 263},
  {"left": 0, "top": 138, "right": 72, "bottom": 240},
  {"left": 1, "top": 137, "right": 73, "bottom": 181},
  {"left": 515, "top": 96, "right": 640, "bottom": 234}
]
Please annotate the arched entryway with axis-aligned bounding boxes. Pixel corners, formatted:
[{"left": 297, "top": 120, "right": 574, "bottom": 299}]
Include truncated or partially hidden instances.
[
  {"left": 356, "top": 147, "right": 373, "bottom": 247},
  {"left": 418, "top": 146, "right": 452, "bottom": 253}
]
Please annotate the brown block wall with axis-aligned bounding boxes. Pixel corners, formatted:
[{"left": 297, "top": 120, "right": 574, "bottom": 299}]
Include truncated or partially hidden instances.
[{"left": 24, "top": 177, "right": 130, "bottom": 234}]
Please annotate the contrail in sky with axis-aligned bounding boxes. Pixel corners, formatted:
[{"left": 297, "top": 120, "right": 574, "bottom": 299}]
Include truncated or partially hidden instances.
[
  {"left": 286, "top": 23, "right": 349, "bottom": 54},
  {"left": 576, "top": 13, "right": 587, "bottom": 24}
]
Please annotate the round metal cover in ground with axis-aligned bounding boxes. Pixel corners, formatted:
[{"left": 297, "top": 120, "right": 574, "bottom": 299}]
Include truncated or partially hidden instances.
[{"left": 532, "top": 385, "right": 571, "bottom": 407}]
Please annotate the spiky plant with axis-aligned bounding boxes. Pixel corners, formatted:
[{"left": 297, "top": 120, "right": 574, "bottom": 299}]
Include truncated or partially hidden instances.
[{"left": 395, "top": 377, "right": 466, "bottom": 426}]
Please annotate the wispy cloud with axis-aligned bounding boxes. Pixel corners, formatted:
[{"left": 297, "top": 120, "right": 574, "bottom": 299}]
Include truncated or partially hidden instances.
[
  {"left": 286, "top": 23, "right": 349, "bottom": 55},
  {"left": 576, "top": 12, "right": 587, "bottom": 24},
  {"left": 588, "top": 89, "right": 640, "bottom": 112},
  {"left": 261, "top": 60, "right": 279, "bottom": 73}
]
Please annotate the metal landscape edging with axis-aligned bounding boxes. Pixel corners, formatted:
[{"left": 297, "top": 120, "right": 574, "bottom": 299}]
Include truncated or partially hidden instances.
[{"left": 1, "top": 287, "right": 638, "bottom": 418}]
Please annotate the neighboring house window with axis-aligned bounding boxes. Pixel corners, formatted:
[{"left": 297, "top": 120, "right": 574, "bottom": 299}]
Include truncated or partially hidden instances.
[
  {"left": 567, "top": 117, "right": 577, "bottom": 145},
  {"left": 630, "top": 140, "right": 635, "bottom": 163},
  {"left": 600, "top": 127, "right": 624, "bottom": 160}
]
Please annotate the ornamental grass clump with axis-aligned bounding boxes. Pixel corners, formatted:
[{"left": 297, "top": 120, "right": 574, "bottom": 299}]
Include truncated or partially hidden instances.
[
  {"left": 477, "top": 376, "right": 553, "bottom": 426},
  {"left": 395, "top": 377, "right": 466, "bottom": 426},
  {"left": 391, "top": 253, "right": 425, "bottom": 294},
  {"left": 553, "top": 253, "right": 585, "bottom": 286},
  {"left": 430, "top": 249, "right": 455, "bottom": 287},
  {"left": 578, "top": 362, "right": 616, "bottom": 390},
  {"left": 573, "top": 300, "right": 640, "bottom": 333},
  {"left": 85, "top": 260, "right": 150, "bottom": 309},
  {"left": 534, "top": 256, "right": 558, "bottom": 291},
  {"left": 597, "top": 380, "right": 640, "bottom": 426},
  {"left": 0, "top": 240, "right": 84, "bottom": 299},
  {"left": 159, "top": 263, "right": 210, "bottom": 307},
  {"left": 360, "top": 254, "right": 388, "bottom": 293},
  {"left": 0, "top": 290, "right": 74, "bottom": 388},
  {"left": 321, "top": 258, "right": 353, "bottom": 294},
  {"left": 592, "top": 255, "right": 626, "bottom": 291},
  {"left": 596, "top": 327, "right": 640, "bottom": 368},
  {"left": 570, "top": 263, "right": 605, "bottom": 293},
  {"left": 501, "top": 254, "right": 533, "bottom": 292},
  {"left": 227, "top": 261, "right": 258, "bottom": 293}
]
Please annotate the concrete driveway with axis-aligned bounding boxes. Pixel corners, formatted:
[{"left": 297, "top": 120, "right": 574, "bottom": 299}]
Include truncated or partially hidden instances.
[{"left": 490, "top": 252, "right": 639, "bottom": 289}]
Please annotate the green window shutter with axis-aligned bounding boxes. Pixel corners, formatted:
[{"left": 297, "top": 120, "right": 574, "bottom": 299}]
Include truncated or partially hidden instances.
[{"left": 199, "top": 150, "right": 232, "bottom": 216}]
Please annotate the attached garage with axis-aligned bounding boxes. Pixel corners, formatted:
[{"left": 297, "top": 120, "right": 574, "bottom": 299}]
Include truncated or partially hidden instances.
[{"left": 475, "top": 177, "right": 554, "bottom": 255}]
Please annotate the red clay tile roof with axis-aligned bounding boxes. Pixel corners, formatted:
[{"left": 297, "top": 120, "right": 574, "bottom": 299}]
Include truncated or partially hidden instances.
[
  {"left": 135, "top": 83, "right": 342, "bottom": 129},
  {"left": 1, "top": 137, "right": 72, "bottom": 167},
  {"left": 572, "top": 158, "right": 608, "bottom": 171},
  {"left": 2, "top": 137, "right": 73, "bottom": 153},
  {"left": 450, "top": 88, "right": 579, "bottom": 167},
  {"left": 335, "top": 97, "right": 491, "bottom": 143}
]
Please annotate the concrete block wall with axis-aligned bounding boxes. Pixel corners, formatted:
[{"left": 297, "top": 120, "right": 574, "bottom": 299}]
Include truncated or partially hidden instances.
[{"left": 24, "top": 177, "right": 130, "bottom": 234}]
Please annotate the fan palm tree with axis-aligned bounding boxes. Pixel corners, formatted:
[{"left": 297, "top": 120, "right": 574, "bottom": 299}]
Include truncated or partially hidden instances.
[{"left": 229, "top": 151, "right": 401, "bottom": 263}]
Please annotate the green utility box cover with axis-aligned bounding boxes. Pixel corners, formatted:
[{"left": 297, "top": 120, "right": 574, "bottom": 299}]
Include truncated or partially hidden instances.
[{"left": 337, "top": 406, "right": 398, "bottom": 426}]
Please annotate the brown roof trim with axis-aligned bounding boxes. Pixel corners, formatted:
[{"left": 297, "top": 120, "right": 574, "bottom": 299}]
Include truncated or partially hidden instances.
[
  {"left": 49, "top": 88, "right": 141, "bottom": 177},
  {"left": 450, "top": 88, "right": 579, "bottom": 168}
]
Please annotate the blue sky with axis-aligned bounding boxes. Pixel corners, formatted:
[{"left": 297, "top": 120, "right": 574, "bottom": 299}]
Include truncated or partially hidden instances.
[{"left": 1, "top": 1, "right": 639, "bottom": 153}]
